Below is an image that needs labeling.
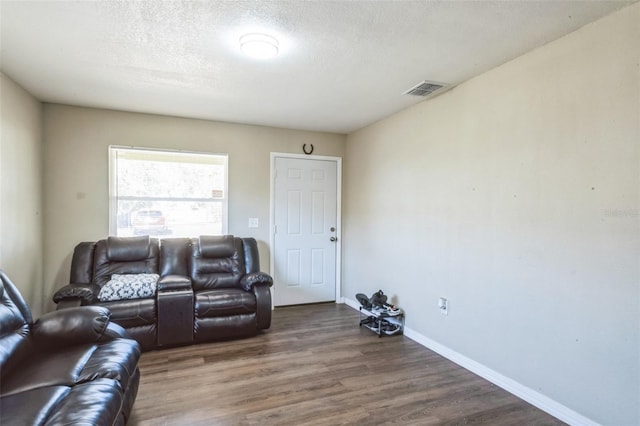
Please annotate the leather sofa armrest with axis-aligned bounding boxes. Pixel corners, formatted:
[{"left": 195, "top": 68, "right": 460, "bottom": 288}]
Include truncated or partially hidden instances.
[
  {"left": 32, "top": 306, "right": 113, "bottom": 348},
  {"left": 53, "top": 283, "right": 100, "bottom": 305},
  {"left": 56, "top": 298, "right": 82, "bottom": 310},
  {"left": 240, "top": 272, "right": 273, "bottom": 292},
  {"left": 157, "top": 275, "right": 192, "bottom": 292},
  {"left": 253, "top": 283, "right": 272, "bottom": 330}
]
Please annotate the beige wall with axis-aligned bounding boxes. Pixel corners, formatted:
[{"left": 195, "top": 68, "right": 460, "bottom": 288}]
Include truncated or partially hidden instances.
[
  {"left": 42, "top": 104, "right": 345, "bottom": 310},
  {"left": 343, "top": 4, "right": 639, "bottom": 426},
  {"left": 0, "top": 73, "right": 44, "bottom": 316}
]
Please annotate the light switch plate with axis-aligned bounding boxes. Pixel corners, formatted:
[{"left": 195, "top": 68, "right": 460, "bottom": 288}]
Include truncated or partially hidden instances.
[
  {"left": 438, "top": 297, "right": 448, "bottom": 315},
  {"left": 248, "top": 218, "right": 259, "bottom": 228}
]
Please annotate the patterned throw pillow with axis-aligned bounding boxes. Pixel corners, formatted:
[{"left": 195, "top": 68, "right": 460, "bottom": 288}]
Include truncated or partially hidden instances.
[{"left": 98, "top": 274, "right": 159, "bottom": 302}]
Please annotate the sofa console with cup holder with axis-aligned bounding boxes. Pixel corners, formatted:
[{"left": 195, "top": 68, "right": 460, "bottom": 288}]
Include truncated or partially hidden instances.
[{"left": 53, "top": 235, "right": 273, "bottom": 351}]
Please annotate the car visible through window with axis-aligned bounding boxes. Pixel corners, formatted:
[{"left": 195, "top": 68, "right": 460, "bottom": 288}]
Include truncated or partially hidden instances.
[{"left": 131, "top": 210, "right": 167, "bottom": 235}]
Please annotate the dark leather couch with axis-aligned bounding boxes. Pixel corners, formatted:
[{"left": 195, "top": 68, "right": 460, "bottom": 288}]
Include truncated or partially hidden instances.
[
  {"left": 0, "top": 270, "right": 141, "bottom": 426},
  {"left": 53, "top": 235, "right": 273, "bottom": 351}
]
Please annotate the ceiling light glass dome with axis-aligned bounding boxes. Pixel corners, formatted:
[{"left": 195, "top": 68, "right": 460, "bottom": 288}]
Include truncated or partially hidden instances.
[{"left": 240, "top": 33, "right": 279, "bottom": 59}]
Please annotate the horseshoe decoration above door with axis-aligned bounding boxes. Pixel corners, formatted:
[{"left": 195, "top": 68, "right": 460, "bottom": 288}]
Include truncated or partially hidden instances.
[{"left": 302, "top": 144, "right": 314, "bottom": 155}]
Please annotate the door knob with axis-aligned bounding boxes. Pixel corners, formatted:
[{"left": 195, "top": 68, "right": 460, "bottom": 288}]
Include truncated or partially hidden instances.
[{"left": 330, "top": 237, "right": 337, "bottom": 242}]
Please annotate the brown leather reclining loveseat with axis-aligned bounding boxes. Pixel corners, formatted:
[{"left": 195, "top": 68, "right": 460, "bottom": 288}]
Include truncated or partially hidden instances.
[
  {"left": 53, "top": 235, "right": 273, "bottom": 351},
  {"left": 0, "top": 270, "right": 141, "bottom": 425}
]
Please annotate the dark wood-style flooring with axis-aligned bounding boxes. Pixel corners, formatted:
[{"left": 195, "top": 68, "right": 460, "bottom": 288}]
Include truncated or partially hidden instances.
[{"left": 129, "top": 303, "right": 564, "bottom": 425}]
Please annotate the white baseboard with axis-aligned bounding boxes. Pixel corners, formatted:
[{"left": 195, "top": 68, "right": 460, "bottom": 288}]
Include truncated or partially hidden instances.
[
  {"left": 342, "top": 297, "right": 599, "bottom": 426},
  {"left": 343, "top": 297, "right": 359, "bottom": 310}
]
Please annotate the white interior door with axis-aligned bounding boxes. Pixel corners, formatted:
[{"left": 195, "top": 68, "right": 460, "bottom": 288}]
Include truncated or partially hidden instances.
[{"left": 272, "top": 156, "right": 339, "bottom": 306}]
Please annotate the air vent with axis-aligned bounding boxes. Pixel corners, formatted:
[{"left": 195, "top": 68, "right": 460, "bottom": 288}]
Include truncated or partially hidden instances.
[{"left": 403, "top": 80, "right": 447, "bottom": 97}]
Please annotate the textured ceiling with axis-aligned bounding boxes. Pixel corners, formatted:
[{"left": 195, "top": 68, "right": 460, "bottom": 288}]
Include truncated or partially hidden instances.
[{"left": 0, "top": 0, "right": 635, "bottom": 134}]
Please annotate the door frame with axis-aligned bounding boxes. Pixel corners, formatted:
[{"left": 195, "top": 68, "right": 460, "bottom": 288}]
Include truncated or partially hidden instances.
[{"left": 269, "top": 152, "right": 343, "bottom": 305}]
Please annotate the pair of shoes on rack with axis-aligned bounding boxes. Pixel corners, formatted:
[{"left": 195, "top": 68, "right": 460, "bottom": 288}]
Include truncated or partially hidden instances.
[
  {"left": 372, "top": 304, "right": 400, "bottom": 315},
  {"left": 364, "top": 321, "right": 401, "bottom": 335},
  {"left": 356, "top": 290, "right": 398, "bottom": 311},
  {"left": 380, "top": 322, "right": 402, "bottom": 335}
]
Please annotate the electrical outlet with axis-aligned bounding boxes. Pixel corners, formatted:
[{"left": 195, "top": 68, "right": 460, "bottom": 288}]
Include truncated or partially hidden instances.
[{"left": 438, "top": 297, "right": 448, "bottom": 315}]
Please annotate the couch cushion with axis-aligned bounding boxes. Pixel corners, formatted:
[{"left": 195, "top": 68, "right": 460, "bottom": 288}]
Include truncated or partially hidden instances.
[
  {"left": 107, "top": 235, "right": 151, "bottom": 261},
  {"left": 190, "top": 237, "right": 245, "bottom": 291},
  {"left": 194, "top": 314, "right": 257, "bottom": 342},
  {"left": 195, "top": 289, "right": 256, "bottom": 318},
  {"left": 43, "top": 379, "right": 124, "bottom": 426},
  {"left": 0, "top": 339, "right": 140, "bottom": 397},
  {"left": 0, "top": 271, "right": 33, "bottom": 375},
  {"left": 1, "top": 344, "right": 94, "bottom": 397},
  {"left": 0, "top": 306, "right": 31, "bottom": 376},
  {"left": 99, "top": 298, "right": 157, "bottom": 328},
  {"left": 1, "top": 386, "right": 70, "bottom": 425},
  {"left": 123, "top": 324, "right": 157, "bottom": 352},
  {"left": 78, "top": 339, "right": 140, "bottom": 391},
  {"left": 93, "top": 238, "right": 159, "bottom": 287},
  {"left": 159, "top": 237, "right": 191, "bottom": 277},
  {"left": 199, "top": 235, "right": 235, "bottom": 258},
  {"left": 98, "top": 274, "right": 159, "bottom": 302}
]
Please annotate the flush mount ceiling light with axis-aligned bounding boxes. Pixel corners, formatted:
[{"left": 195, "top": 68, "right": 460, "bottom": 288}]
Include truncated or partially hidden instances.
[{"left": 240, "top": 33, "right": 279, "bottom": 59}]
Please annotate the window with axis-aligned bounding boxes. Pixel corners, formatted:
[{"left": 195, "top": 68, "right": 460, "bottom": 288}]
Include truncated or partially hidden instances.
[{"left": 109, "top": 147, "right": 227, "bottom": 237}]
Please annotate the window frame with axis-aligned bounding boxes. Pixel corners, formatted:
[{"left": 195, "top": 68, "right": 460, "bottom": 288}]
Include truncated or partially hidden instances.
[{"left": 108, "top": 145, "right": 228, "bottom": 237}]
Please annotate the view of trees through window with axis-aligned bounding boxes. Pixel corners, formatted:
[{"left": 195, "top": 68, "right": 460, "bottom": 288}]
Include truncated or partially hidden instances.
[{"left": 109, "top": 147, "right": 227, "bottom": 237}]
